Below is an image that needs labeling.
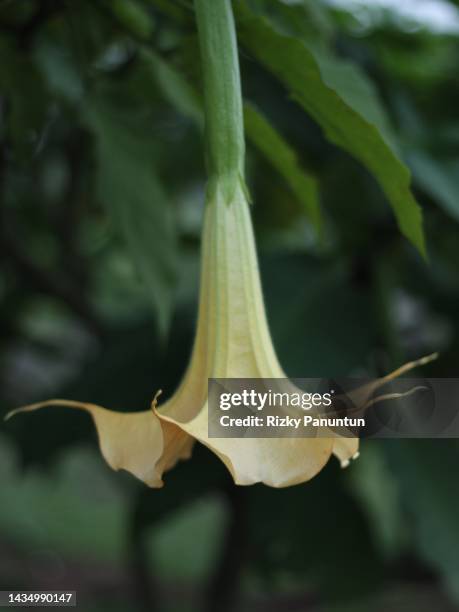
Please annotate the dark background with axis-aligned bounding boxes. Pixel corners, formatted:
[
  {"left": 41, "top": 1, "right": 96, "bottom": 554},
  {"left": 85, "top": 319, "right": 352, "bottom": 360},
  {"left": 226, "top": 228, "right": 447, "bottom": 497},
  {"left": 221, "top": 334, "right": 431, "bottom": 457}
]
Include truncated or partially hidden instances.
[{"left": 0, "top": 0, "right": 458, "bottom": 610}]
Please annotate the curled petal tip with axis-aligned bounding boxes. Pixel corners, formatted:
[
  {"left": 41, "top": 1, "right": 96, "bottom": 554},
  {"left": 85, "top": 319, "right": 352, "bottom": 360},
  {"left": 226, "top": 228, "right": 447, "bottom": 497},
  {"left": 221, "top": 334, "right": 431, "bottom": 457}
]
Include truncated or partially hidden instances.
[
  {"left": 340, "top": 450, "right": 359, "bottom": 468},
  {"left": 4, "top": 399, "right": 74, "bottom": 422},
  {"left": 151, "top": 389, "right": 163, "bottom": 410},
  {"left": 419, "top": 352, "right": 439, "bottom": 366}
]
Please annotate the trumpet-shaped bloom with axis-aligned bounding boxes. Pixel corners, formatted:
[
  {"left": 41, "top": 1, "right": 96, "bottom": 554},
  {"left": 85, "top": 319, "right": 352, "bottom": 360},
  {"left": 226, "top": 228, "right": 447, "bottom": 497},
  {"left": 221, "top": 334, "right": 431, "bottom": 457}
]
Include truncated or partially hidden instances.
[{"left": 7, "top": 183, "right": 435, "bottom": 487}]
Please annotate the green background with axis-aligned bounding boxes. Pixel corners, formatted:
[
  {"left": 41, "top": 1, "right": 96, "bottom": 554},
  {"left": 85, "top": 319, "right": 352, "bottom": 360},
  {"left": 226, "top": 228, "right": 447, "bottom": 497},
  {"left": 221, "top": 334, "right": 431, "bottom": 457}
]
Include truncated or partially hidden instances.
[{"left": 1, "top": 1, "right": 459, "bottom": 610}]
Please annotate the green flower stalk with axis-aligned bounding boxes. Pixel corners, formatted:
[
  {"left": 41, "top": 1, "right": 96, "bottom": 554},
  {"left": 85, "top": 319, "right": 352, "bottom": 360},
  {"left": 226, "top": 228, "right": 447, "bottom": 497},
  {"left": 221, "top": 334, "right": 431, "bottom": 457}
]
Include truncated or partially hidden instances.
[
  {"left": 195, "top": 0, "right": 246, "bottom": 203},
  {"left": 6, "top": 0, "right": 436, "bottom": 487}
]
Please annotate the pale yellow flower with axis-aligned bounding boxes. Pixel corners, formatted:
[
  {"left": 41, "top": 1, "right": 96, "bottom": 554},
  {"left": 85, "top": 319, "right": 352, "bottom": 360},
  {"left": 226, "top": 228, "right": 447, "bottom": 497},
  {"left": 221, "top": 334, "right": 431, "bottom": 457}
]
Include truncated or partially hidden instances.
[{"left": 7, "top": 182, "right": 435, "bottom": 487}]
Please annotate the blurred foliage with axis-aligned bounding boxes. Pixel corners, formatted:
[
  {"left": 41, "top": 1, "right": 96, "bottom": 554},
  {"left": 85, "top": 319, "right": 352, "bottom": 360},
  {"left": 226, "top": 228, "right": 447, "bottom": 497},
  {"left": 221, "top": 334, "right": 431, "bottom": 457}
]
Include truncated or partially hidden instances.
[{"left": 1, "top": 0, "right": 459, "bottom": 611}]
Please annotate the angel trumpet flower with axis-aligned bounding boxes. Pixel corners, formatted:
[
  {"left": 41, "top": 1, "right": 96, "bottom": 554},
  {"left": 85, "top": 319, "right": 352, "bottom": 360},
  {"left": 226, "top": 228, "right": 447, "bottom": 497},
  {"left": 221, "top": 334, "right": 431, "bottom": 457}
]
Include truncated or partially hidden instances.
[
  {"left": 6, "top": 182, "right": 437, "bottom": 487},
  {"left": 6, "top": 0, "right": 437, "bottom": 488}
]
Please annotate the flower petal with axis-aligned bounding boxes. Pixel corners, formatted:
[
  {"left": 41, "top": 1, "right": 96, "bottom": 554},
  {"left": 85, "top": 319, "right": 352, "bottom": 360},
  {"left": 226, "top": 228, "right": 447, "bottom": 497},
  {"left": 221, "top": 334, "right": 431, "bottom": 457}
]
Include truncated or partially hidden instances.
[
  {"left": 158, "top": 403, "right": 334, "bottom": 487},
  {"left": 6, "top": 399, "right": 193, "bottom": 488}
]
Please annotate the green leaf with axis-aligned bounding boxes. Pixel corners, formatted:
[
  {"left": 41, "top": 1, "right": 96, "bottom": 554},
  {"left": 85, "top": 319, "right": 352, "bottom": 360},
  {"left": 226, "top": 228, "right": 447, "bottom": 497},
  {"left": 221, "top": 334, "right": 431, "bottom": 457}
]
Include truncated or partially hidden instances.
[
  {"left": 147, "top": 0, "right": 190, "bottom": 24},
  {"left": 251, "top": 0, "right": 333, "bottom": 45},
  {"left": 110, "top": 0, "right": 154, "bottom": 40},
  {"left": 314, "top": 53, "right": 398, "bottom": 153},
  {"left": 408, "top": 151, "right": 459, "bottom": 223},
  {"left": 236, "top": 3, "right": 426, "bottom": 256},
  {"left": 244, "top": 102, "right": 320, "bottom": 231},
  {"left": 140, "top": 49, "right": 203, "bottom": 126},
  {"left": 86, "top": 98, "right": 177, "bottom": 335}
]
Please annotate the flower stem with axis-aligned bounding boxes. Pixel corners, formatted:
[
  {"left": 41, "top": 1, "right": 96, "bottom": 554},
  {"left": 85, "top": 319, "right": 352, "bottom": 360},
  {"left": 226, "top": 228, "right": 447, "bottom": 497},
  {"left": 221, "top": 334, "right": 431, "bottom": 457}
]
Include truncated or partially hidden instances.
[{"left": 194, "top": 0, "right": 245, "bottom": 202}]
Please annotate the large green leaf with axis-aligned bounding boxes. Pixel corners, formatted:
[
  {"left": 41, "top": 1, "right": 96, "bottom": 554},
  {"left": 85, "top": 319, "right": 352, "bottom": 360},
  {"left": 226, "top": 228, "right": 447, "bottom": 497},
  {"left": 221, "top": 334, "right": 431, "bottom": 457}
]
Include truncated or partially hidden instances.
[
  {"left": 86, "top": 98, "right": 178, "bottom": 334},
  {"left": 235, "top": 3, "right": 426, "bottom": 256}
]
